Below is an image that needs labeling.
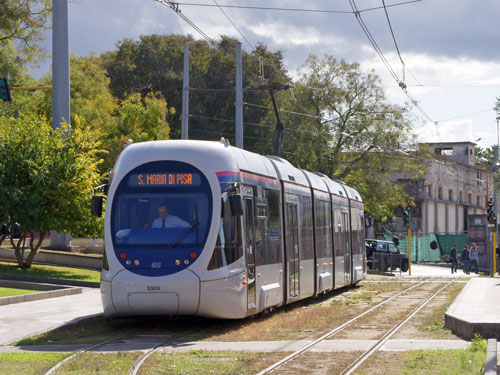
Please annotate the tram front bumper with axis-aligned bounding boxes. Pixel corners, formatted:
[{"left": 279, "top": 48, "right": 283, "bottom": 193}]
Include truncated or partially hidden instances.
[{"left": 102, "top": 269, "right": 200, "bottom": 317}]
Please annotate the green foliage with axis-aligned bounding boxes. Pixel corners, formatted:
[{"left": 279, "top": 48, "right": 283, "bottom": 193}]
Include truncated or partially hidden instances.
[
  {"left": 100, "top": 93, "right": 172, "bottom": 172},
  {"left": 469, "top": 333, "right": 487, "bottom": 352},
  {"left": 281, "top": 54, "right": 424, "bottom": 221},
  {"left": 0, "top": 0, "right": 51, "bottom": 81},
  {"left": 102, "top": 34, "right": 286, "bottom": 144},
  {"left": 0, "top": 115, "right": 104, "bottom": 268}
]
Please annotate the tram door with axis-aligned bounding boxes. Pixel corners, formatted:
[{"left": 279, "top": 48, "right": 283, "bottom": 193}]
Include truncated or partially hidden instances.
[
  {"left": 286, "top": 202, "right": 300, "bottom": 298},
  {"left": 343, "top": 211, "right": 351, "bottom": 283},
  {"left": 244, "top": 196, "right": 256, "bottom": 310}
]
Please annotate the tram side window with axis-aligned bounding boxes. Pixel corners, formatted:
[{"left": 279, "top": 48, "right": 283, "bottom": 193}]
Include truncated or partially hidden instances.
[
  {"left": 334, "top": 208, "right": 344, "bottom": 257},
  {"left": 208, "top": 193, "right": 243, "bottom": 270},
  {"left": 267, "top": 188, "right": 282, "bottom": 264},
  {"left": 352, "top": 211, "right": 364, "bottom": 255},
  {"left": 299, "top": 195, "right": 314, "bottom": 261},
  {"left": 315, "top": 199, "right": 332, "bottom": 259}
]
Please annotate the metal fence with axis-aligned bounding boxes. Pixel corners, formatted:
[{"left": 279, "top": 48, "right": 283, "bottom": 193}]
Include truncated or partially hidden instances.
[{"left": 380, "top": 232, "right": 469, "bottom": 263}]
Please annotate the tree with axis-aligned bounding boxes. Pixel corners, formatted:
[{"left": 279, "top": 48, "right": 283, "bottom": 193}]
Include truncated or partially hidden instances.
[
  {"left": 101, "top": 34, "right": 288, "bottom": 144},
  {"left": 0, "top": 114, "right": 103, "bottom": 268},
  {"left": 0, "top": 0, "right": 51, "bottom": 82},
  {"left": 100, "top": 93, "right": 173, "bottom": 173},
  {"left": 280, "top": 55, "right": 423, "bottom": 221}
]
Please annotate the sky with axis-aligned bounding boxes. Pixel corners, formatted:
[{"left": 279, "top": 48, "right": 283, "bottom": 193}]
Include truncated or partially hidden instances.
[{"left": 38, "top": 0, "right": 500, "bottom": 149}]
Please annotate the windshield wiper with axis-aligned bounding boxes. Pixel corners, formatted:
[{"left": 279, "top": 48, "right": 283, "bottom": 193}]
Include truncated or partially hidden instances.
[{"left": 166, "top": 203, "right": 200, "bottom": 250}]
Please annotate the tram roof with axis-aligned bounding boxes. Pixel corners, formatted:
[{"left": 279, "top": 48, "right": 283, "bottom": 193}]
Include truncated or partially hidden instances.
[
  {"left": 266, "top": 156, "right": 309, "bottom": 186},
  {"left": 300, "top": 170, "right": 329, "bottom": 193}
]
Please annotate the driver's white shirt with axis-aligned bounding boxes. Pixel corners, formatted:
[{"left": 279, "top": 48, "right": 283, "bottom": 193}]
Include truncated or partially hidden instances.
[{"left": 152, "top": 215, "right": 189, "bottom": 228}]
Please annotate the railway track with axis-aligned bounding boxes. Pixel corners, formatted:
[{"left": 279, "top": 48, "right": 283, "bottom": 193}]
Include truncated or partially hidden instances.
[
  {"left": 43, "top": 334, "right": 132, "bottom": 375},
  {"left": 257, "top": 280, "right": 454, "bottom": 375},
  {"left": 127, "top": 330, "right": 202, "bottom": 375}
]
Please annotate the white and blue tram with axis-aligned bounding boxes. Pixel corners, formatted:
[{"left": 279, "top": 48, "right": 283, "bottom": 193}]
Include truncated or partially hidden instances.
[{"left": 100, "top": 139, "right": 365, "bottom": 319}]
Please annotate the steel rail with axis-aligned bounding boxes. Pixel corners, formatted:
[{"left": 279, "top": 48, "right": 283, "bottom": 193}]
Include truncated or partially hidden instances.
[
  {"left": 256, "top": 281, "right": 426, "bottom": 375},
  {"left": 341, "top": 280, "right": 454, "bottom": 375},
  {"left": 128, "top": 330, "right": 202, "bottom": 375},
  {"left": 43, "top": 334, "right": 132, "bottom": 375}
]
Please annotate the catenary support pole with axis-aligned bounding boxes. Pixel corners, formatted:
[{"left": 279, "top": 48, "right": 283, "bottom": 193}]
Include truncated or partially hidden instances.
[
  {"left": 181, "top": 45, "right": 189, "bottom": 139},
  {"left": 51, "top": 0, "right": 72, "bottom": 248},
  {"left": 52, "top": 0, "right": 70, "bottom": 130},
  {"left": 494, "top": 117, "right": 499, "bottom": 276},
  {"left": 235, "top": 42, "right": 243, "bottom": 148}
]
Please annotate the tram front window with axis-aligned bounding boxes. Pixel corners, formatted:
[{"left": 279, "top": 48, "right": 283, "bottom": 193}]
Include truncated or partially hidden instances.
[{"left": 112, "top": 193, "right": 209, "bottom": 247}]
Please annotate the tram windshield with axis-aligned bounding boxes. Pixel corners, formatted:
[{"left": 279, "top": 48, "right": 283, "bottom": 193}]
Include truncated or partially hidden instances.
[{"left": 112, "top": 193, "right": 210, "bottom": 248}]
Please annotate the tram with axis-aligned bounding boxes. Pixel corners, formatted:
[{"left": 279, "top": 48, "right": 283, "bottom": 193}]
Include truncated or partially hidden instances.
[{"left": 98, "top": 139, "right": 365, "bottom": 319}]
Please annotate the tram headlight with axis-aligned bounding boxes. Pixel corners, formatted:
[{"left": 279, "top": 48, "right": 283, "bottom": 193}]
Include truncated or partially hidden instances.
[
  {"left": 134, "top": 259, "right": 140, "bottom": 266},
  {"left": 174, "top": 259, "right": 181, "bottom": 266},
  {"left": 119, "top": 252, "right": 127, "bottom": 259},
  {"left": 184, "top": 259, "right": 190, "bottom": 265},
  {"left": 189, "top": 251, "right": 197, "bottom": 259},
  {"left": 125, "top": 260, "right": 131, "bottom": 265}
]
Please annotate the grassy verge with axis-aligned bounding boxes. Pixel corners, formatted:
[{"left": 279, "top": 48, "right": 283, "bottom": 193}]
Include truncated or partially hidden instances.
[
  {"left": 0, "top": 353, "right": 70, "bottom": 375},
  {"left": 15, "top": 315, "right": 212, "bottom": 346},
  {"left": 357, "top": 336, "right": 486, "bottom": 375},
  {"left": 54, "top": 352, "right": 142, "bottom": 375},
  {"left": 140, "top": 350, "right": 285, "bottom": 375},
  {"left": 0, "top": 261, "right": 100, "bottom": 282},
  {"left": 0, "top": 287, "right": 42, "bottom": 297}
]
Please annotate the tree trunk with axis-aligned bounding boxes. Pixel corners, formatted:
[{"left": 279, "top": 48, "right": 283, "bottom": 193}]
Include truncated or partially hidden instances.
[{"left": 24, "top": 232, "right": 45, "bottom": 269}]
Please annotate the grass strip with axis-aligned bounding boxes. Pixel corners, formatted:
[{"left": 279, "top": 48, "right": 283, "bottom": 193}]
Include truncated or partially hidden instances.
[
  {"left": 0, "top": 287, "right": 42, "bottom": 297},
  {"left": 357, "top": 337, "right": 486, "bottom": 374},
  {"left": 0, "top": 352, "right": 70, "bottom": 375},
  {"left": 54, "top": 352, "right": 141, "bottom": 375},
  {"left": 140, "top": 350, "right": 285, "bottom": 375},
  {"left": 0, "top": 261, "right": 100, "bottom": 282}
]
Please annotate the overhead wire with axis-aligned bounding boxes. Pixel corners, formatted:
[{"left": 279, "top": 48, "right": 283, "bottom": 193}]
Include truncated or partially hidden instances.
[
  {"left": 166, "top": 1, "right": 423, "bottom": 14},
  {"left": 348, "top": 0, "right": 435, "bottom": 125},
  {"left": 212, "top": 0, "right": 254, "bottom": 51}
]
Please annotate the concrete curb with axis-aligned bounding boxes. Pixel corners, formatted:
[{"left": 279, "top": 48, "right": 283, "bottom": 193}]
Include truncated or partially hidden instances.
[
  {"left": 485, "top": 339, "right": 497, "bottom": 375},
  {"left": 0, "top": 283, "right": 82, "bottom": 306},
  {"left": 0, "top": 272, "right": 100, "bottom": 288},
  {"left": 445, "top": 278, "right": 500, "bottom": 340}
]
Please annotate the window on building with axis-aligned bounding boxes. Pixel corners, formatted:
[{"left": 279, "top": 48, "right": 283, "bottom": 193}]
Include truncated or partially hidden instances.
[
  {"left": 459, "top": 191, "right": 463, "bottom": 203},
  {"left": 448, "top": 189, "right": 453, "bottom": 201},
  {"left": 427, "top": 184, "right": 432, "bottom": 199},
  {"left": 476, "top": 195, "right": 480, "bottom": 207},
  {"left": 468, "top": 193, "right": 472, "bottom": 204},
  {"left": 438, "top": 186, "right": 443, "bottom": 200}
]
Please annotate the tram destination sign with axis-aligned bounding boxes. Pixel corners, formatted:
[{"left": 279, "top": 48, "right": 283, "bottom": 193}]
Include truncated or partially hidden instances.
[{"left": 128, "top": 172, "right": 201, "bottom": 187}]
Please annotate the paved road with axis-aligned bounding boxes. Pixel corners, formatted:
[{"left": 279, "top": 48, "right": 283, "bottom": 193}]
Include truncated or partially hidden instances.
[
  {"left": 0, "top": 288, "right": 102, "bottom": 345},
  {"left": 392, "top": 263, "right": 481, "bottom": 278}
]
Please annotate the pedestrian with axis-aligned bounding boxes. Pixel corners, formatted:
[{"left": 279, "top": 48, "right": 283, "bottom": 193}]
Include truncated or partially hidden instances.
[
  {"left": 496, "top": 243, "right": 500, "bottom": 273},
  {"left": 449, "top": 244, "right": 458, "bottom": 274},
  {"left": 470, "top": 243, "right": 479, "bottom": 274},
  {"left": 461, "top": 245, "right": 470, "bottom": 275}
]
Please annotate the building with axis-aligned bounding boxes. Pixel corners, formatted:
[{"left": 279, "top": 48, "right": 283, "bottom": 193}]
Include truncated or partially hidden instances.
[{"left": 390, "top": 141, "right": 497, "bottom": 269}]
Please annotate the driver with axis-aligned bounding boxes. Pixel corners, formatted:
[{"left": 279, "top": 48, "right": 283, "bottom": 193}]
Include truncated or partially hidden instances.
[{"left": 152, "top": 204, "right": 189, "bottom": 228}]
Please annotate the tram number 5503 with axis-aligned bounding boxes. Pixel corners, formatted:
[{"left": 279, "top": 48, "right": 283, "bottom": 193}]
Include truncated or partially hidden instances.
[{"left": 147, "top": 286, "right": 160, "bottom": 291}]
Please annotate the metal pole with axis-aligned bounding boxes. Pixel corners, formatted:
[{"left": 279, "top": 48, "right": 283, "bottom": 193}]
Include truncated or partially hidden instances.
[
  {"left": 50, "top": 0, "right": 72, "bottom": 248},
  {"left": 494, "top": 117, "right": 500, "bottom": 276},
  {"left": 52, "top": 0, "right": 70, "bottom": 130},
  {"left": 408, "top": 228, "right": 411, "bottom": 275},
  {"left": 181, "top": 45, "right": 189, "bottom": 139},
  {"left": 235, "top": 42, "right": 243, "bottom": 148}
]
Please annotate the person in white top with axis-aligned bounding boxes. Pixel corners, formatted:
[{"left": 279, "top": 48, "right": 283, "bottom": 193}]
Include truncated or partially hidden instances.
[{"left": 152, "top": 204, "right": 189, "bottom": 228}]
